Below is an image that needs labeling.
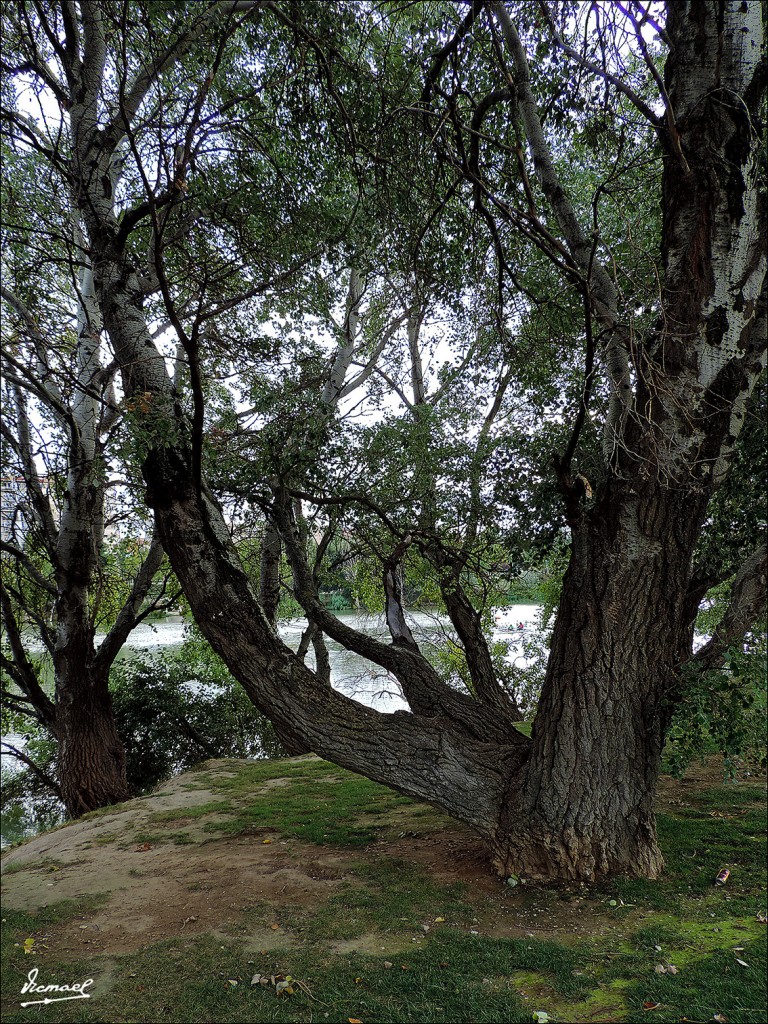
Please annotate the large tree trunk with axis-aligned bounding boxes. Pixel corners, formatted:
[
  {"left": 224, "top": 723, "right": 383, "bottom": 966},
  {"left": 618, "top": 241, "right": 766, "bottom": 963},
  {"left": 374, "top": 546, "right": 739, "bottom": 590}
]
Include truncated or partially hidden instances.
[
  {"left": 492, "top": 483, "right": 706, "bottom": 879},
  {"left": 54, "top": 588, "right": 130, "bottom": 815},
  {"left": 56, "top": 665, "right": 131, "bottom": 816}
]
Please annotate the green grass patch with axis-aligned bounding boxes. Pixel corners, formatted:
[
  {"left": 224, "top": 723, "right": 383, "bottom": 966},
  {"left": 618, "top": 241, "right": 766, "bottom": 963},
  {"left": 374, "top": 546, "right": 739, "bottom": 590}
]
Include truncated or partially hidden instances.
[
  {"left": 1, "top": 757, "right": 764, "bottom": 1023},
  {"left": 91, "top": 831, "right": 120, "bottom": 846},
  {"left": 0, "top": 927, "right": 591, "bottom": 1023},
  {"left": 1, "top": 896, "right": 112, "bottom": 1023},
  {"left": 79, "top": 801, "right": 132, "bottom": 821},
  {"left": 146, "top": 800, "right": 234, "bottom": 823},
  {"left": 205, "top": 757, "right": 417, "bottom": 847},
  {"left": 1, "top": 857, "right": 70, "bottom": 875},
  {"left": 695, "top": 784, "right": 767, "bottom": 810},
  {"left": 278, "top": 858, "right": 475, "bottom": 942},
  {"left": 127, "top": 830, "right": 171, "bottom": 846},
  {"left": 605, "top": 798, "right": 766, "bottom": 913},
  {"left": 619, "top": 940, "right": 767, "bottom": 1023}
]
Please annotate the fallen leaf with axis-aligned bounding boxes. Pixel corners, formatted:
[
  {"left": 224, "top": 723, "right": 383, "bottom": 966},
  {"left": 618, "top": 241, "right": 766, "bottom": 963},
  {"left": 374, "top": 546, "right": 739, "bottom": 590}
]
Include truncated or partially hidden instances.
[
  {"left": 532, "top": 1013, "right": 550, "bottom": 1024},
  {"left": 135, "top": 843, "right": 152, "bottom": 852},
  {"left": 756, "top": 912, "right": 767, "bottom": 923},
  {"left": 348, "top": 1019, "right": 363, "bottom": 1023},
  {"left": 434, "top": 917, "right": 445, "bottom": 923},
  {"left": 270, "top": 923, "right": 280, "bottom": 930},
  {"left": 735, "top": 958, "right": 750, "bottom": 967},
  {"left": 654, "top": 965, "right": 667, "bottom": 974},
  {"left": 642, "top": 1002, "right": 660, "bottom": 1011},
  {"left": 383, "top": 962, "right": 393, "bottom": 969},
  {"left": 226, "top": 979, "right": 238, "bottom": 987},
  {"left": 712, "top": 1015, "right": 728, "bottom": 1023},
  {"left": 262, "top": 839, "right": 272, "bottom": 845},
  {"left": 667, "top": 965, "right": 679, "bottom": 975}
]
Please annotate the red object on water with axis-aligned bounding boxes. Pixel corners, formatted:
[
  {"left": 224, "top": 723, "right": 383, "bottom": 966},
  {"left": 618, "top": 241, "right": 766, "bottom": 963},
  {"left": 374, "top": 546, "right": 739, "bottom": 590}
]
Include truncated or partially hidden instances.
[{"left": 715, "top": 868, "right": 730, "bottom": 885}]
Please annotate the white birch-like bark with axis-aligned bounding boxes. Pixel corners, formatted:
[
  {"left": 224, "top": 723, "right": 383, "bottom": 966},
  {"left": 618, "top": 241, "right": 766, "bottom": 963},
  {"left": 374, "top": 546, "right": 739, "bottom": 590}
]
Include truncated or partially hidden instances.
[
  {"left": 321, "top": 269, "right": 365, "bottom": 408},
  {"left": 649, "top": 0, "right": 766, "bottom": 486}
]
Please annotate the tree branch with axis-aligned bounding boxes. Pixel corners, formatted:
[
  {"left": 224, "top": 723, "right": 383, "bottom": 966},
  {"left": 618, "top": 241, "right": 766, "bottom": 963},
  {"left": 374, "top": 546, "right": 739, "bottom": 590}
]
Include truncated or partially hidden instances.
[
  {"left": 0, "top": 581, "right": 58, "bottom": 734},
  {"left": 537, "top": 0, "right": 662, "bottom": 125},
  {"left": 0, "top": 742, "right": 62, "bottom": 801},
  {"left": 94, "top": 533, "right": 166, "bottom": 675},
  {"left": 688, "top": 544, "right": 768, "bottom": 673}
]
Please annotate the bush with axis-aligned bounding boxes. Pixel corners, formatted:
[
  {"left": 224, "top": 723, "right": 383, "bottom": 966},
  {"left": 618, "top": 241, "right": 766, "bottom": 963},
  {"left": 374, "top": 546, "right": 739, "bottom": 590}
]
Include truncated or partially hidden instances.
[
  {"left": 110, "top": 641, "right": 287, "bottom": 794},
  {"left": 664, "top": 629, "right": 767, "bottom": 779}
]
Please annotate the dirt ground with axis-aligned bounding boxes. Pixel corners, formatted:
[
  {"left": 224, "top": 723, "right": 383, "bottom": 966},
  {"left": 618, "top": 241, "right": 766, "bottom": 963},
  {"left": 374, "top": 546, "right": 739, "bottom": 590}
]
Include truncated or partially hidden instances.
[{"left": 0, "top": 757, "right": 754, "bottom": 962}]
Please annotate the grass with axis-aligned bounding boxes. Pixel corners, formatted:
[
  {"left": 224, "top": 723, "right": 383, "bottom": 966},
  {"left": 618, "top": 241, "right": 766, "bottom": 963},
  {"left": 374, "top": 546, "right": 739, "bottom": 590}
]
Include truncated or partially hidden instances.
[
  {"left": 146, "top": 800, "right": 233, "bottom": 823},
  {"left": 1, "top": 758, "right": 765, "bottom": 1023},
  {"left": 605, "top": 801, "right": 767, "bottom": 913},
  {"left": 202, "top": 756, "right": 416, "bottom": 846},
  {"left": 278, "top": 858, "right": 476, "bottom": 942},
  {"left": 1, "top": 856, "right": 71, "bottom": 876}
]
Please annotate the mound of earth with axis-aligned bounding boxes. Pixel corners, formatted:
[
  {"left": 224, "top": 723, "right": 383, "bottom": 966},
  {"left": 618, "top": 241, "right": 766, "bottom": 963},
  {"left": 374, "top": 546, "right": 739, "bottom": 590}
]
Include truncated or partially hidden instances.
[{"left": 0, "top": 754, "right": 757, "bottom": 962}]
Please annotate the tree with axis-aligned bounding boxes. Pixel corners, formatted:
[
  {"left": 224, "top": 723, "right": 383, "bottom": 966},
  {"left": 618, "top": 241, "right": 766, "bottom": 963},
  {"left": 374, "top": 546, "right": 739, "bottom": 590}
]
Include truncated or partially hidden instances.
[
  {"left": 0, "top": 147, "right": 174, "bottom": 815},
  {"left": 2, "top": 1, "right": 765, "bottom": 880}
]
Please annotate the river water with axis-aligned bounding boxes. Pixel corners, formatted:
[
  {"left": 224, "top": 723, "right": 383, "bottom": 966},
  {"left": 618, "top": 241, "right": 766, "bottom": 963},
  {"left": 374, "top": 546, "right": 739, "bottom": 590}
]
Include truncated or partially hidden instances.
[
  {"left": 2, "top": 604, "right": 541, "bottom": 758},
  {"left": 117, "top": 604, "right": 542, "bottom": 710}
]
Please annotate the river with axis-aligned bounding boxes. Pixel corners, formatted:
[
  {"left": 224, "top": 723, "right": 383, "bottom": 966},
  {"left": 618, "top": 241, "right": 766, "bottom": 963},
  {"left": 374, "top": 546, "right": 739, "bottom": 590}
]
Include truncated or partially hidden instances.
[{"left": 115, "top": 604, "right": 542, "bottom": 710}]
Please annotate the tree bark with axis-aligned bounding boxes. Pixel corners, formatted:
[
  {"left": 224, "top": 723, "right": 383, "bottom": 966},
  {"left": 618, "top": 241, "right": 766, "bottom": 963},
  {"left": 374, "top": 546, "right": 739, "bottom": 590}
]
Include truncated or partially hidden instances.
[
  {"left": 56, "top": 668, "right": 131, "bottom": 816},
  {"left": 258, "top": 518, "right": 282, "bottom": 627},
  {"left": 492, "top": 482, "right": 708, "bottom": 880}
]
